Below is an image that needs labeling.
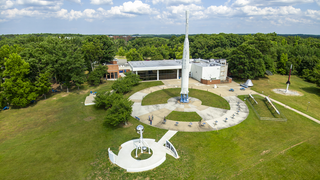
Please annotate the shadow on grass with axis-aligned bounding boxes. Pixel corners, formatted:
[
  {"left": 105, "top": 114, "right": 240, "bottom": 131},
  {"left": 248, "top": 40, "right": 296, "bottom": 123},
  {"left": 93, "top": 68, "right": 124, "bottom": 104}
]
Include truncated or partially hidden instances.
[
  {"left": 162, "top": 88, "right": 180, "bottom": 98},
  {"left": 301, "top": 87, "right": 320, "bottom": 97}
]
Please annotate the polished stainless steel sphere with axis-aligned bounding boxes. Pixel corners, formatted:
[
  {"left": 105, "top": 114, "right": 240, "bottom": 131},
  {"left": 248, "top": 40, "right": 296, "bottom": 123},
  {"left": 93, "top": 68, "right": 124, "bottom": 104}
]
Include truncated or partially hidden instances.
[{"left": 136, "top": 125, "right": 144, "bottom": 134}]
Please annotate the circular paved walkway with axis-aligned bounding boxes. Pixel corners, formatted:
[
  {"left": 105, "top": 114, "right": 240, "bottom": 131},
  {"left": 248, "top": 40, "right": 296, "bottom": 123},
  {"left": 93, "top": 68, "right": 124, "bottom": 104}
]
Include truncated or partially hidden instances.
[{"left": 129, "top": 85, "right": 249, "bottom": 132}]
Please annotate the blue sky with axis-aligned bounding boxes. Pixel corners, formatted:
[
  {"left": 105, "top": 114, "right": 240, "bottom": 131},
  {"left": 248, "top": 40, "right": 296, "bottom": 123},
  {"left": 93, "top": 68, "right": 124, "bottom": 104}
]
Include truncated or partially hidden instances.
[{"left": 0, "top": 0, "right": 319, "bottom": 34}]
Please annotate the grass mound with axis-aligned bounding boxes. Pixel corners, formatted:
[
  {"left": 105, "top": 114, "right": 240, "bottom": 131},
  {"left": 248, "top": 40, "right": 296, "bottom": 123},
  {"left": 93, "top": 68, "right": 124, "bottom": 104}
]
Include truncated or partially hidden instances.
[
  {"left": 142, "top": 88, "right": 230, "bottom": 110},
  {"left": 131, "top": 149, "right": 153, "bottom": 160},
  {"left": 166, "top": 111, "right": 202, "bottom": 122}
]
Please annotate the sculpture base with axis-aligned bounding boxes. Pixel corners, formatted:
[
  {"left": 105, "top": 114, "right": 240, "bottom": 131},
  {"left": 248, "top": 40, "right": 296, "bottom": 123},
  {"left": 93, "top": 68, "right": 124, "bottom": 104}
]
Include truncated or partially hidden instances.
[{"left": 180, "top": 94, "right": 189, "bottom": 103}]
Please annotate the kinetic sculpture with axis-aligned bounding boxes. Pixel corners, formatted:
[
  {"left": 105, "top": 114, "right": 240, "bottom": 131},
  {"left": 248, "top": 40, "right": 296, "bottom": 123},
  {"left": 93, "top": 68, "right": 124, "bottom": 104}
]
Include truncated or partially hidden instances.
[
  {"left": 135, "top": 125, "right": 151, "bottom": 158},
  {"left": 265, "top": 96, "right": 280, "bottom": 115}
]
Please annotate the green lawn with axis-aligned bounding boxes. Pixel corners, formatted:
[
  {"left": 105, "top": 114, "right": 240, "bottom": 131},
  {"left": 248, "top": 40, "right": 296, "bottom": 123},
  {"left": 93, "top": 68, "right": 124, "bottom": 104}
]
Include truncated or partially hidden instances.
[
  {"left": 251, "top": 74, "right": 320, "bottom": 120},
  {"left": 0, "top": 79, "right": 320, "bottom": 179},
  {"left": 142, "top": 88, "right": 230, "bottom": 110},
  {"left": 166, "top": 111, "right": 202, "bottom": 122},
  {"left": 248, "top": 95, "right": 282, "bottom": 118}
]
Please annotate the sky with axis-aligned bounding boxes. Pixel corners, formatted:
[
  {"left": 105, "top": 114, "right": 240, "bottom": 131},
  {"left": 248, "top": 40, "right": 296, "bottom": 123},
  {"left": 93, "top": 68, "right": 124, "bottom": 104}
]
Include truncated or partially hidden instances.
[{"left": 0, "top": 0, "right": 320, "bottom": 35}]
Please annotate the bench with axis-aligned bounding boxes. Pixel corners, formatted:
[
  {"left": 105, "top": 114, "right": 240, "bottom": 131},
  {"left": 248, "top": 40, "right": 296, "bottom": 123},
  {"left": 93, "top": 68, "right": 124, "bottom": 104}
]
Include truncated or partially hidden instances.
[
  {"left": 188, "top": 122, "right": 192, "bottom": 127},
  {"left": 3, "top": 106, "right": 9, "bottom": 110},
  {"left": 135, "top": 116, "right": 140, "bottom": 121},
  {"left": 175, "top": 122, "right": 179, "bottom": 126},
  {"left": 224, "top": 118, "right": 228, "bottom": 122}
]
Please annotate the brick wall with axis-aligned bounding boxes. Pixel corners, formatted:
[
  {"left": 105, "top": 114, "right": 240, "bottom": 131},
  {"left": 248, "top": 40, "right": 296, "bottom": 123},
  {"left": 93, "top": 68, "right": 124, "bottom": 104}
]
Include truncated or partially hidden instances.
[
  {"left": 226, "top": 77, "right": 232, "bottom": 83},
  {"left": 200, "top": 79, "right": 221, "bottom": 84}
]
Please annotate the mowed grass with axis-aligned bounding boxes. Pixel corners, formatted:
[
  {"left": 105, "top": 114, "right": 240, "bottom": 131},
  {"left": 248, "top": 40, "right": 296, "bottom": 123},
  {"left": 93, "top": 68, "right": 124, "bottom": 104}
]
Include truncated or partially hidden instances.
[
  {"left": 0, "top": 79, "right": 320, "bottom": 179},
  {"left": 166, "top": 111, "right": 202, "bottom": 122},
  {"left": 251, "top": 74, "right": 320, "bottom": 120},
  {"left": 0, "top": 81, "right": 167, "bottom": 180},
  {"left": 142, "top": 88, "right": 230, "bottom": 110},
  {"left": 249, "top": 95, "right": 282, "bottom": 118}
]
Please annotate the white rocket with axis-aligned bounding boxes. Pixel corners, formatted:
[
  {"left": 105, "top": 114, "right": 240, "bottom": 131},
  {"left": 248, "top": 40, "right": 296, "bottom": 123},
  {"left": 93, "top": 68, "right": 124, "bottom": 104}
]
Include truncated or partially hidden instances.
[{"left": 180, "top": 10, "right": 190, "bottom": 103}]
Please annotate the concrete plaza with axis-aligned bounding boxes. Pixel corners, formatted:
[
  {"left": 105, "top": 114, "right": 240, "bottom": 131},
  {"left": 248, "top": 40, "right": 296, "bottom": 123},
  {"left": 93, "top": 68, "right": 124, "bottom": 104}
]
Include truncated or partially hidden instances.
[{"left": 129, "top": 78, "right": 252, "bottom": 132}]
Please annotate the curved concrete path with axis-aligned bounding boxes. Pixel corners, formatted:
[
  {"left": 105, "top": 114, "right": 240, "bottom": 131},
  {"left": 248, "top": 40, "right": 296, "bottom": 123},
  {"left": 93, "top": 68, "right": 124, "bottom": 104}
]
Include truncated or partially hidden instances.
[
  {"left": 112, "top": 130, "right": 178, "bottom": 172},
  {"left": 129, "top": 84, "right": 249, "bottom": 132}
]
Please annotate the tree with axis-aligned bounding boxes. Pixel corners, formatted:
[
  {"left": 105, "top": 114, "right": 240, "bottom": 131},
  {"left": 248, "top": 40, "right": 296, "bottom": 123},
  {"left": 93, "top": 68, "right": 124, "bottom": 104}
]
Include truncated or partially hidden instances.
[
  {"left": 0, "top": 45, "right": 22, "bottom": 87},
  {"left": 56, "top": 45, "right": 86, "bottom": 93},
  {"left": 0, "top": 92, "right": 7, "bottom": 109},
  {"left": 34, "top": 72, "right": 51, "bottom": 99},
  {"left": 314, "top": 63, "right": 320, "bottom": 86},
  {"left": 2, "top": 53, "right": 37, "bottom": 107},
  {"left": 111, "top": 73, "right": 140, "bottom": 93},
  {"left": 81, "top": 39, "right": 103, "bottom": 71},
  {"left": 94, "top": 91, "right": 122, "bottom": 109},
  {"left": 126, "top": 48, "right": 143, "bottom": 61},
  {"left": 228, "top": 44, "right": 266, "bottom": 79},
  {"left": 96, "top": 35, "right": 117, "bottom": 64},
  {"left": 105, "top": 97, "right": 133, "bottom": 126},
  {"left": 87, "top": 65, "right": 108, "bottom": 86},
  {"left": 124, "top": 72, "right": 141, "bottom": 86},
  {"left": 117, "top": 46, "right": 126, "bottom": 56},
  {"left": 278, "top": 53, "right": 288, "bottom": 75}
]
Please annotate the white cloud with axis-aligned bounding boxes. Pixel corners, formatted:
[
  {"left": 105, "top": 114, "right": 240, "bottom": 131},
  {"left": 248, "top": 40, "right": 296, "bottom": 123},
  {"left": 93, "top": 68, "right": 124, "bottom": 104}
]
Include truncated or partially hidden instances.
[
  {"left": 97, "top": 7, "right": 134, "bottom": 18},
  {"left": 315, "top": 0, "right": 320, "bottom": 6},
  {"left": 239, "top": 5, "right": 301, "bottom": 16},
  {"left": 232, "top": 0, "right": 314, "bottom": 7},
  {"left": 205, "top": 5, "right": 301, "bottom": 17},
  {"left": 205, "top": 5, "right": 235, "bottom": 16},
  {"left": 1, "top": 7, "right": 42, "bottom": 18},
  {"left": 0, "top": 0, "right": 63, "bottom": 11},
  {"left": 83, "top": 9, "right": 98, "bottom": 18},
  {"left": 90, "top": 0, "right": 112, "bottom": 5},
  {"left": 56, "top": 9, "right": 82, "bottom": 20},
  {"left": 151, "top": 0, "right": 201, "bottom": 5},
  {"left": 155, "top": 4, "right": 205, "bottom": 24},
  {"left": 305, "top": 9, "right": 320, "bottom": 20},
  {"left": 99, "top": 0, "right": 157, "bottom": 17},
  {"left": 0, "top": 0, "right": 14, "bottom": 9},
  {"left": 67, "top": 0, "right": 81, "bottom": 4}
]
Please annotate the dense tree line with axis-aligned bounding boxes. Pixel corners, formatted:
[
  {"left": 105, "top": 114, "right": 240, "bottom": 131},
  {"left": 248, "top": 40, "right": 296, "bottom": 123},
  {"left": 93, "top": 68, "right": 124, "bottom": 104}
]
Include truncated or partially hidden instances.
[
  {"left": 117, "top": 33, "right": 320, "bottom": 86},
  {"left": 0, "top": 35, "right": 116, "bottom": 108},
  {"left": 1, "top": 32, "right": 320, "bottom": 109}
]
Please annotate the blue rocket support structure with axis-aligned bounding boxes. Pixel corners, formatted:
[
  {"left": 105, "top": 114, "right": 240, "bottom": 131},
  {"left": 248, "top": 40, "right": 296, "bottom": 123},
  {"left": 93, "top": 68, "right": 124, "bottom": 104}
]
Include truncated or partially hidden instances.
[{"left": 180, "top": 10, "right": 190, "bottom": 103}]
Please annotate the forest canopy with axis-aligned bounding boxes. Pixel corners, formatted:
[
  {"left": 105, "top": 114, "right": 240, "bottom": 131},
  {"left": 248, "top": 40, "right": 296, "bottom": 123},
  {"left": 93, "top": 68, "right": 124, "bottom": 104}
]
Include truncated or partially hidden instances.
[{"left": 0, "top": 32, "right": 320, "bottom": 108}]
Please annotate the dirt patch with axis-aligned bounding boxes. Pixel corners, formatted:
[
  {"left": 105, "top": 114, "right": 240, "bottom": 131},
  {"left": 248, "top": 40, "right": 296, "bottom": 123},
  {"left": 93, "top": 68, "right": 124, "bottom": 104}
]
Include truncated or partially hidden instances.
[
  {"left": 51, "top": 83, "right": 60, "bottom": 89},
  {"left": 53, "top": 98, "right": 56, "bottom": 100},
  {"left": 272, "top": 89, "right": 303, "bottom": 96},
  {"left": 62, "top": 94, "right": 69, "bottom": 97},
  {"left": 79, "top": 89, "right": 91, "bottom": 94},
  {"left": 84, "top": 116, "right": 96, "bottom": 121},
  {"left": 120, "top": 121, "right": 133, "bottom": 128},
  {"left": 261, "top": 150, "right": 270, "bottom": 155}
]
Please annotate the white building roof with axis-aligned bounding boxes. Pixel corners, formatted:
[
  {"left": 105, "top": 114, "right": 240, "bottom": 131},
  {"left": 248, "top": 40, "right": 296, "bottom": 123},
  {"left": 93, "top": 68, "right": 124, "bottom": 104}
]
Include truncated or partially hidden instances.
[
  {"left": 193, "top": 62, "right": 221, "bottom": 67},
  {"left": 128, "top": 59, "right": 226, "bottom": 71},
  {"left": 129, "top": 60, "right": 183, "bottom": 71}
]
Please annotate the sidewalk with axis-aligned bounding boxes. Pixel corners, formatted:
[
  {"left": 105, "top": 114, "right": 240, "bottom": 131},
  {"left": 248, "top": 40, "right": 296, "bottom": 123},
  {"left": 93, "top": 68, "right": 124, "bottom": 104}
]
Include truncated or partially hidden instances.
[{"left": 253, "top": 93, "right": 320, "bottom": 124}]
